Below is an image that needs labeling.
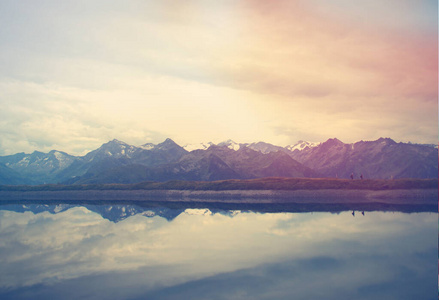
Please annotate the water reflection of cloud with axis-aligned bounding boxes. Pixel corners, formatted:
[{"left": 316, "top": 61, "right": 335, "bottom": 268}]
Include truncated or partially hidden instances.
[
  {"left": 135, "top": 251, "right": 436, "bottom": 300},
  {"left": 0, "top": 208, "right": 436, "bottom": 299}
]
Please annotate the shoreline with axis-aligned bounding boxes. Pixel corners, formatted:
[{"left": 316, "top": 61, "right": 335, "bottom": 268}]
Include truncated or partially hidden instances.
[
  {"left": 0, "top": 178, "right": 437, "bottom": 192},
  {"left": 0, "top": 188, "right": 436, "bottom": 203},
  {"left": 1, "top": 178, "right": 436, "bottom": 213},
  {"left": 0, "top": 189, "right": 436, "bottom": 213}
]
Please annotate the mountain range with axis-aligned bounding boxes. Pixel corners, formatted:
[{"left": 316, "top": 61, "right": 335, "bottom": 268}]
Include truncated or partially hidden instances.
[{"left": 0, "top": 137, "right": 436, "bottom": 185}]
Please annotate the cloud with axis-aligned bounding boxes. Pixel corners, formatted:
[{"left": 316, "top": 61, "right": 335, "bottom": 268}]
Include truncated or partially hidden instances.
[
  {"left": 0, "top": 80, "right": 170, "bottom": 155},
  {"left": 0, "top": 0, "right": 436, "bottom": 154}
]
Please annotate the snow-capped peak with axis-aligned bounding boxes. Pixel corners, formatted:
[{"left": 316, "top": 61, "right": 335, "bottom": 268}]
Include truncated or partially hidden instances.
[
  {"left": 108, "top": 139, "right": 127, "bottom": 145},
  {"left": 286, "top": 140, "right": 320, "bottom": 152},
  {"left": 155, "top": 138, "right": 179, "bottom": 150},
  {"left": 183, "top": 142, "right": 214, "bottom": 152},
  {"left": 140, "top": 143, "right": 155, "bottom": 150},
  {"left": 51, "top": 150, "right": 75, "bottom": 169},
  {"left": 246, "top": 142, "right": 283, "bottom": 154},
  {"left": 218, "top": 139, "right": 241, "bottom": 151},
  {"left": 85, "top": 139, "right": 139, "bottom": 160}
]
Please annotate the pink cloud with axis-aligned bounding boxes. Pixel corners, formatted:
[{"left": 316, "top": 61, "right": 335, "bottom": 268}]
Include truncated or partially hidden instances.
[{"left": 202, "top": 1, "right": 437, "bottom": 104}]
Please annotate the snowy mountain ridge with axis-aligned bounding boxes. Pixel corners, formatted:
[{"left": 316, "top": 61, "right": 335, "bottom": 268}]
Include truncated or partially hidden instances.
[
  {"left": 217, "top": 139, "right": 241, "bottom": 151},
  {"left": 0, "top": 137, "right": 437, "bottom": 184},
  {"left": 286, "top": 140, "right": 321, "bottom": 152},
  {"left": 182, "top": 142, "right": 214, "bottom": 152}
]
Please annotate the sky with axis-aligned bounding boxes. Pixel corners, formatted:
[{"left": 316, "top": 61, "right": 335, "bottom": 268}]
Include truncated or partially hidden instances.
[{"left": 0, "top": 0, "right": 437, "bottom": 155}]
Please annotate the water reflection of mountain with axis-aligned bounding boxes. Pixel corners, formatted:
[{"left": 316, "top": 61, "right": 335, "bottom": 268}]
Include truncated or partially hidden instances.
[
  {"left": 1, "top": 197, "right": 434, "bottom": 220},
  {"left": 0, "top": 204, "right": 186, "bottom": 222},
  {"left": 0, "top": 204, "right": 248, "bottom": 223}
]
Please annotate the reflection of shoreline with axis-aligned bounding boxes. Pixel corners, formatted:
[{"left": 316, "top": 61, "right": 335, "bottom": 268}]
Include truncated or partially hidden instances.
[{"left": 0, "top": 188, "right": 436, "bottom": 213}]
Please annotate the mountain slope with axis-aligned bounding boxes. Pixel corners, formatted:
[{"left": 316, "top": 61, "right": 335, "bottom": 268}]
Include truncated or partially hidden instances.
[
  {"left": 245, "top": 141, "right": 287, "bottom": 154},
  {"left": 0, "top": 137, "right": 436, "bottom": 185},
  {"left": 0, "top": 163, "right": 34, "bottom": 185},
  {"left": 70, "top": 143, "right": 313, "bottom": 184},
  {"left": 286, "top": 140, "right": 320, "bottom": 152},
  {"left": 0, "top": 150, "right": 76, "bottom": 184},
  {"left": 289, "top": 138, "right": 438, "bottom": 179},
  {"left": 61, "top": 138, "right": 188, "bottom": 184}
]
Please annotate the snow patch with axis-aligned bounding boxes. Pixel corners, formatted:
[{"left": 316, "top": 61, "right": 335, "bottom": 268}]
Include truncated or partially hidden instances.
[
  {"left": 183, "top": 142, "right": 213, "bottom": 151},
  {"left": 218, "top": 140, "right": 240, "bottom": 151},
  {"left": 246, "top": 142, "right": 282, "bottom": 154},
  {"left": 141, "top": 143, "right": 155, "bottom": 150},
  {"left": 184, "top": 209, "right": 212, "bottom": 215},
  {"left": 142, "top": 211, "right": 156, "bottom": 217},
  {"left": 286, "top": 141, "right": 320, "bottom": 151}
]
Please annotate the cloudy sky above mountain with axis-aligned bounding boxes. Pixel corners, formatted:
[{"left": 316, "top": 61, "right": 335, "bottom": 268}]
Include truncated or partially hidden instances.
[{"left": 0, "top": 0, "right": 437, "bottom": 155}]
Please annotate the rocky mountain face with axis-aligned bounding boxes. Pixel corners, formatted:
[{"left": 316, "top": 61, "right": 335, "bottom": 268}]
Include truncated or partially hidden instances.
[
  {"left": 289, "top": 138, "right": 438, "bottom": 179},
  {"left": 70, "top": 143, "right": 316, "bottom": 184},
  {"left": 0, "top": 137, "right": 436, "bottom": 185},
  {"left": 285, "top": 140, "right": 320, "bottom": 152},
  {"left": 60, "top": 138, "right": 189, "bottom": 184},
  {"left": 0, "top": 163, "right": 31, "bottom": 185},
  {"left": 0, "top": 150, "right": 76, "bottom": 184}
]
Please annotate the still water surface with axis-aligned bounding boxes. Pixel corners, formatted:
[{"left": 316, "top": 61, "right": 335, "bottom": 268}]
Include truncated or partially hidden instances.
[{"left": 0, "top": 203, "right": 436, "bottom": 300}]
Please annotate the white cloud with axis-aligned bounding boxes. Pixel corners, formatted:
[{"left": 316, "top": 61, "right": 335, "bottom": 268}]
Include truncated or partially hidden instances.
[{"left": 0, "top": 0, "right": 436, "bottom": 155}]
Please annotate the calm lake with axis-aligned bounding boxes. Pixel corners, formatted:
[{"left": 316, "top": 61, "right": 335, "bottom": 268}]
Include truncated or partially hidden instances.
[{"left": 0, "top": 202, "right": 437, "bottom": 300}]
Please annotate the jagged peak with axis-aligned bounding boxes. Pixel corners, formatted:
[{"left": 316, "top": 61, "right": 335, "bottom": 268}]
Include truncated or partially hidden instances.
[
  {"left": 250, "top": 141, "right": 274, "bottom": 147},
  {"left": 217, "top": 139, "right": 240, "bottom": 151},
  {"left": 31, "top": 150, "right": 45, "bottom": 155},
  {"left": 109, "top": 138, "right": 126, "bottom": 144},
  {"left": 322, "top": 138, "right": 344, "bottom": 145},
  {"left": 286, "top": 140, "right": 320, "bottom": 152},
  {"left": 48, "top": 150, "right": 68, "bottom": 155},
  {"left": 316, "top": 138, "right": 345, "bottom": 151},
  {"left": 376, "top": 137, "right": 396, "bottom": 144},
  {"left": 157, "top": 138, "right": 178, "bottom": 147},
  {"left": 99, "top": 139, "right": 128, "bottom": 148},
  {"left": 326, "top": 137, "right": 343, "bottom": 143},
  {"left": 82, "top": 139, "right": 133, "bottom": 160},
  {"left": 154, "top": 138, "right": 187, "bottom": 152}
]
